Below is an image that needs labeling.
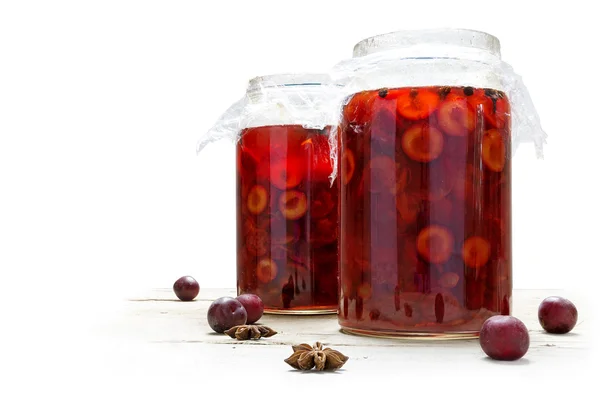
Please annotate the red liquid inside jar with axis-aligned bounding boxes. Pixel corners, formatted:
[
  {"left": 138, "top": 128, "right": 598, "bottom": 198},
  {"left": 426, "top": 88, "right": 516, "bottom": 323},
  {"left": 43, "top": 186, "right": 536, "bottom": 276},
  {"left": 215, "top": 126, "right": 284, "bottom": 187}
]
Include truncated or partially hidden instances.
[
  {"left": 339, "top": 86, "right": 511, "bottom": 337},
  {"left": 237, "top": 125, "right": 339, "bottom": 314}
]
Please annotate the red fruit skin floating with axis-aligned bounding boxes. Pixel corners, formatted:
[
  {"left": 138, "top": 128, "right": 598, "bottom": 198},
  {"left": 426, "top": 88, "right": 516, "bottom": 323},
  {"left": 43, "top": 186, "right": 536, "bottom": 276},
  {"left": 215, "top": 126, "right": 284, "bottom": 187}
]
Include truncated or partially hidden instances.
[
  {"left": 437, "top": 98, "right": 476, "bottom": 137},
  {"left": 301, "top": 135, "right": 333, "bottom": 183},
  {"left": 479, "top": 315, "right": 529, "bottom": 361},
  {"left": 538, "top": 296, "right": 578, "bottom": 334}
]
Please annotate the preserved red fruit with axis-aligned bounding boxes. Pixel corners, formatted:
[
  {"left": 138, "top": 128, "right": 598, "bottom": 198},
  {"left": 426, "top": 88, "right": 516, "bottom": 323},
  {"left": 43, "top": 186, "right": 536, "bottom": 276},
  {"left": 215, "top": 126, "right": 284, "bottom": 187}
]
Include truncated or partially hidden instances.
[
  {"left": 452, "top": 165, "right": 476, "bottom": 204},
  {"left": 278, "top": 190, "right": 308, "bottom": 220},
  {"left": 364, "top": 156, "right": 397, "bottom": 192},
  {"left": 489, "top": 95, "right": 509, "bottom": 129},
  {"left": 339, "top": 86, "right": 511, "bottom": 337},
  {"left": 237, "top": 146, "right": 258, "bottom": 175},
  {"left": 483, "top": 90, "right": 510, "bottom": 129},
  {"left": 413, "top": 155, "right": 456, "bottom": 201},
  {"left": 467, "top": 91, "right": 494, "bottom": 123},
  {"left": 341, "top": 148, "right": 356, "bottom": 185},
  {"left": 396, "top": 88, "right": 440, "bottom": 120},
  {"left": 247, "top": 185, "right": 268, "bottom": 215},
  {"left": 417, "top": 225, "right": 454, "bottom": 264},
  {"left": 238, "top": 125, "right": 338, "bottom": 313},
  {"left": 344, "top": 91, "right": 377, "bottom": 125},
  {"left": 482, "top": 129, "right": 506, "bottom": 172},
  {"left": 245, "top": 228, "right": 269, "bottom": 257},
  {"left": 437, "top": 97, "right": 476, "bottom": 136},
  {"left": 311, "top": 218, "right": 337, "bottom": 247},
  {"left": 370, "top": 101, "right": 399, "bottom": 144},
  {"left": 256, "top": 258, "right": 278, "bottom": 283},
  {"left": 357, "top": 282, "right": 373, "bottom": 300},
  {"left": 310, "top": 189, "right": 335, "bottom": 219},
  {"left": 438, "top": 272, "right": 459, "bottom": 289},
  {"left": 270, "top": 158, "right": 305, "bottom": 190},
  {"left": 401, "top": 123, "right": 444, "bottom": 162},
  {"left": 391, "top": 166, "right": 411, "bottom": 195},
  {"left": 302, "top": 135, "right": 333, "bottom": 183},
  {"left": 396, "top": 192, "right": 420, "bottom": 224},
  {"left": 463, "top": 236, "right": 491, "bottom": 268},
  {"left": 270, "top": 215, "right": 300, "bottom": 245}
]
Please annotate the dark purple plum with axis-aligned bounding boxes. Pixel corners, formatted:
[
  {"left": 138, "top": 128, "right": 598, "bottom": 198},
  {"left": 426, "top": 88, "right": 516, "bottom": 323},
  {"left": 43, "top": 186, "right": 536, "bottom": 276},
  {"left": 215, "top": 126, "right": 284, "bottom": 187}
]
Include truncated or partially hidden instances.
[
  {"left": 236, "top": 294, "right": 264, "bottom": 324},
  {"left": 173, "top": 276, "right": 200, "bottom": 301},
  {"left": 479, "top": 315, "right": 529, "bottom": 361},
  {"left": 207, "top": 297, "right": 247, "bottom": 333},
  {"left": 538, "top": 296, "right": 578, "bottom": 334}
]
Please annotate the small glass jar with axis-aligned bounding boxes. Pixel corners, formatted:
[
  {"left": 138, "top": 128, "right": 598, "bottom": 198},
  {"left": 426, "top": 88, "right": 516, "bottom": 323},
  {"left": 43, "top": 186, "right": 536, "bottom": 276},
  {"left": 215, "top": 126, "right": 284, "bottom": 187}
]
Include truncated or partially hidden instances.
[
  {"left": 337, "top": 29, "right": 512, "bottom": 338},
  {"left": 236, "top": 74, "right": 340, "bottom": 314}
]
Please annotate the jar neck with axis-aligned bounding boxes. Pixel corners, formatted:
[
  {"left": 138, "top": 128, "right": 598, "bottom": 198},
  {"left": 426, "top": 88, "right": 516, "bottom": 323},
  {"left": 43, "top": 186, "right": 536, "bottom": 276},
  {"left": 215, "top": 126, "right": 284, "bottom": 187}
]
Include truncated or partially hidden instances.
[
  {"left": 246, "top": 73, "right": 334, "bottom": 102},
  {"left": 242, "top": 74, "right": 342, "bottom": 129},
  {"left": 247, "top": 83, "right": 330, "bottom": 103}
]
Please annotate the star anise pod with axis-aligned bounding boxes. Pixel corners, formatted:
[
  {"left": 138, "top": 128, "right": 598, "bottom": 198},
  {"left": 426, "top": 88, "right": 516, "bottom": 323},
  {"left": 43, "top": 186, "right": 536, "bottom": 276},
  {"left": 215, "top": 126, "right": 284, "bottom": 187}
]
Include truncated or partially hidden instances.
[
  {"left": 223, "top": 325, "right": 277, "bottom": 340},
  {"left": 284, "top": 342, "right": 349, "bottom": 371}
]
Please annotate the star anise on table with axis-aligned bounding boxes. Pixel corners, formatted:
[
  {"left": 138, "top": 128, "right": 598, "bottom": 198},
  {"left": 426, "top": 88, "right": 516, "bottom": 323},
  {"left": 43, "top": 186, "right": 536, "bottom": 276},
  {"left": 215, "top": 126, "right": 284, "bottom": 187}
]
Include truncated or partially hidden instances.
[
  {"left": 284, "top": 342, "right": 349, "bottom": 371},
  {"left": 223, "top": 325, "right": 277, "bottom": 340}
]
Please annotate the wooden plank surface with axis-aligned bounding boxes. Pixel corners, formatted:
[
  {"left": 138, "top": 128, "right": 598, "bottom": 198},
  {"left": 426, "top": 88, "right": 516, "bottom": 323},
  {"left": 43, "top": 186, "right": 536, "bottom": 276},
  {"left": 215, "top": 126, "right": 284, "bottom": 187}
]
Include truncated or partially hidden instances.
[
  {"left": 81, "top": 288, "right": 595, "bottom": 399},
  {"left": 110, "top": 288, "right": 590, "bottom": 349}
]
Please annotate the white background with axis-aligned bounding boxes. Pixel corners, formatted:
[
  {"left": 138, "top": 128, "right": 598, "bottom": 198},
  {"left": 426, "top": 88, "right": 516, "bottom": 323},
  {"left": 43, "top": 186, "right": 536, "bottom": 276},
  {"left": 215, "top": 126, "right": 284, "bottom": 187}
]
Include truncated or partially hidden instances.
[
  {"left": 0, "top": 1, "right": 597, "bottom": 397},
  {"left": 2, "top": 0, "right": 596, "bottom": 296}
]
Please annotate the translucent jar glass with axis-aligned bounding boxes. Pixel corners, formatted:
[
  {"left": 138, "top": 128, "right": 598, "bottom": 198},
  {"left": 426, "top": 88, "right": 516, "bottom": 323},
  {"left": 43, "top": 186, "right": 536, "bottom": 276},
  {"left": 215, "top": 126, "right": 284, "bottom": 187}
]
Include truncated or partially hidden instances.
[
  {"left": 337, "top": 29, "right": 512, "bottom": 338},
  {"left": 236, "top": 74, "right": 340, "bottom": 314}
]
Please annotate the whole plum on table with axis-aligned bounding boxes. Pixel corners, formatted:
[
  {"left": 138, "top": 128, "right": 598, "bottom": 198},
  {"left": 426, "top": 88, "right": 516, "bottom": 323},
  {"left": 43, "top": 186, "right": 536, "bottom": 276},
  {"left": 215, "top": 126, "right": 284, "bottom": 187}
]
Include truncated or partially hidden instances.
[
  {"left": 479, "top": 315, "right": 530, "bottom": 361},
  {"left": 538, "top": 296, "right": 578, "bottom": 334},
  {"left": 173, "top": 276, "right": 200, "bottom": 301},
  {"left": 236, "top": 293, "right": 264, "bottom": 324},
  {"left": 207, "top": 297, "right": 247, "bottom": 333}
]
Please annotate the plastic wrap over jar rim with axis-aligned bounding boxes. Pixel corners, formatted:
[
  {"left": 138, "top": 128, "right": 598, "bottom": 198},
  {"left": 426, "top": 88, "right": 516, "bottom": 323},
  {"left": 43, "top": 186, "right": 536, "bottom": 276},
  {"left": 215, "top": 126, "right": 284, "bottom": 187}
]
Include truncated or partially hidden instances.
[
  {"left": 329, "top": 27, "right": 547, "bottom": 162},
  {"left": 197, "top": 72, "right": 344, "bottom": 154},
  {"left": 353, "top": 28, "right": 502, "bottom": 60}
]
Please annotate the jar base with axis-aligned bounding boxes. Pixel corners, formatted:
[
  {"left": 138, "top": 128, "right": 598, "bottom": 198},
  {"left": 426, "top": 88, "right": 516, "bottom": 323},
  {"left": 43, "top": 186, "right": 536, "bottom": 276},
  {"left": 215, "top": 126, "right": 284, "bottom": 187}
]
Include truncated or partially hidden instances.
[
  {"left": 264, "top": 307, "right": 338, "bottom": 315},
  {"left": 340, "top": 326, "right": 479, "bottom": 340}
]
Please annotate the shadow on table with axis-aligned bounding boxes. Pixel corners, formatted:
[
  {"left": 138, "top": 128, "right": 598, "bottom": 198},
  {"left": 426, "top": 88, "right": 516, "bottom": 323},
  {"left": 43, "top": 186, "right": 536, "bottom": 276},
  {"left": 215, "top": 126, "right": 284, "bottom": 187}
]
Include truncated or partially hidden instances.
[
  {"left": 128, "top": 298, "right": 202, "bottom": 302},
  {"left": 286, "top": 369, "right": 344, "bottom": 375},
  {"left": 481, "top": 357, "right": 531, "bottom": 365}
]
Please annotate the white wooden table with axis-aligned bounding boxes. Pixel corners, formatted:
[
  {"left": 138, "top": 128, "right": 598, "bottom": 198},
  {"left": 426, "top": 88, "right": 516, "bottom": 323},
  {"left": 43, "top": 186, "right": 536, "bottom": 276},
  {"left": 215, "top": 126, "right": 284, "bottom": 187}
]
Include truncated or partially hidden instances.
[{"left": 84, "top": 288, "right": 594, "bottom": 399}]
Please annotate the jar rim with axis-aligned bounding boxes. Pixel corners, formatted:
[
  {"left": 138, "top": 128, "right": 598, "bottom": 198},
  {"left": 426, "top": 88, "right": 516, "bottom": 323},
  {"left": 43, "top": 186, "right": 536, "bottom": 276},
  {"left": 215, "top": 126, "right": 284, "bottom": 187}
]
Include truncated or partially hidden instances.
[
  {"left": 247, "top": 73, "right": 333, "bottom": 92},
  {"left": 352, "top": 28, "right": 501, "bottom": 58}
]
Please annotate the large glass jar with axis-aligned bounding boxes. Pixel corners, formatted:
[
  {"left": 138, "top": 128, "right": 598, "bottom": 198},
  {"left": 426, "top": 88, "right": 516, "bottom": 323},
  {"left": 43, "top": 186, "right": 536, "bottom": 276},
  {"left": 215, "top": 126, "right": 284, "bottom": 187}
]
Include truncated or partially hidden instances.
[
  {"left": 236, "top": 74, "right": 340, "bottom": 314},
  {"left": 337, "top": 29, "right": 513, "bottom": 338}
]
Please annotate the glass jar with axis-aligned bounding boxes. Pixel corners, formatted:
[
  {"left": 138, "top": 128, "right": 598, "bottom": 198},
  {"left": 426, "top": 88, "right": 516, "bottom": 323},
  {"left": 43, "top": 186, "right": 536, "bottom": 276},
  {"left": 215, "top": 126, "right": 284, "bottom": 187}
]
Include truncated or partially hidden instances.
[
  {"left": 337, "top": 29, "right": 513, "bottom": 338},
  {"left": 236, "top": 74, "right": 340, "bottom": 314}
]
